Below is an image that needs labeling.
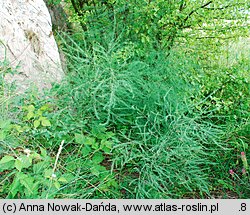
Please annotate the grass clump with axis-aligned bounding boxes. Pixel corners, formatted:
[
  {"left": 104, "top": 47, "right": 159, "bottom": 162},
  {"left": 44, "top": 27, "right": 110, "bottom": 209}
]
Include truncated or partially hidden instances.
[{"left": 0, "top": 32, "right": 249, "bottom": 198}]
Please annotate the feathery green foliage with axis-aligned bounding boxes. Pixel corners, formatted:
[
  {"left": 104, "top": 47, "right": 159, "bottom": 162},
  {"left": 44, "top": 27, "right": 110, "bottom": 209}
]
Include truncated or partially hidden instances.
[{"left": 0, "top": 0, "right": 249, "bottom": 199}]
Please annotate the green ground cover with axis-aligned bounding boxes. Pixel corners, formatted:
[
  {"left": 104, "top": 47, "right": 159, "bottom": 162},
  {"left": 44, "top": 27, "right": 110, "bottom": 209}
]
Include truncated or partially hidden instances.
[{"left": 0, "top": 0, "right": 249, "bottom": 198}]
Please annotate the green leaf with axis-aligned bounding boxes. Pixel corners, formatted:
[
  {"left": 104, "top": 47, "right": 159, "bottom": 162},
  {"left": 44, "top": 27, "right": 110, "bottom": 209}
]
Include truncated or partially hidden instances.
[
  {"left": 22, "top": 156, "right": 32, "bottom": 168},
  {"left": 92, "top": 151, "right": 105, "bottom": 164},
  {"left": 27, "top": 105, "right": 35, "bottom": 112},
  {"left": 61, "top": 173, "right": 74, "bottom": 182},
  {"left": 91, "top": 164, "right": 106, "bottom": 177},
  {"left": 91, "top": 165, "right": 100, "bottom": 177},
  {"left": 33, "top": 161, "right": 49, "bottom": 174},
  {"left": 40, "top": 147, "right": 48, "bottom": 157},
  {"left": 10, "top": 175, "right": 23, "bottom": 197},
  {"left": 91, "top": 124, "right": 106, "bottom": 137},
  {"left": 54, "top": 181, "right": 61, "bottom": 189},
  {"left": 34, "top": 120, "right": 40, "bottom": 128},
  {"left": 37, "top": 109, "right": 43, "bottom": 116},
  {"left": 26, "top": 111, "right": 34, "bottom": 120},
  {"left": 0, "top": 155, "right": 15, "bottom": 171},
  {"left": 0, "top": 155, "right": 15, "bottom": 164},
  {"left": 75, "top": 133, "right": 85, "bottom": 144},
  {"left": 40, "top": 104, "right": 51, "bottom": 111},
  {"left": 30, "top": 152, "right": 41, "bottom": 160},
  {"left": 58, "top": 177, "right": 68, "bottom": 183},
  {"left": 75, "top": 134, "right": 96, "bottom": 146},
  {"left": 91, "top": 140, "right": 99, "bottom": 150},
  {"left": 14, "top": 155, "right": 32, "bottom": 171},
  {"left": 84, "top": 160, "right": 93, "bottom": 168},
  {"left": 44, "top": 168, "right": 53, "bottom": 178},
  {"left": 85, "top": 137, "right": 96, "bottom": 146},
  {"left": 10, "top": 182, "right": 21, "bottom": 197},
  {"left": 14, "top": 159, "right": 23, "bottom": 172},
  {"left": 100, "top": 140, "right": 113, "bottom": 153},
  {"left": 20, "top": 175, "right": 35, "bottom": 196},
  {"left": 41, "top": 118, "right": 51, "bottom": 127},
  {"left": 81, "top": 145, "right": 92, "bottom": 157}
]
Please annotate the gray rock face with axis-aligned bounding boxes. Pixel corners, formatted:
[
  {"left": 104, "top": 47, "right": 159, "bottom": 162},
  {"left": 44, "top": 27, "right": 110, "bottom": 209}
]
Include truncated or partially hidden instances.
[{"left": 0, "top": 0, "right": 64, "bottom": 92}]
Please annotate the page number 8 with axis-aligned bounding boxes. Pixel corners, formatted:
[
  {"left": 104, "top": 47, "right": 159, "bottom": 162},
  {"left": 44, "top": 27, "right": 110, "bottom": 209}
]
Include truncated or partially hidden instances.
[{"left": 240, "top": 203, "right": 246, "bottom": 211}]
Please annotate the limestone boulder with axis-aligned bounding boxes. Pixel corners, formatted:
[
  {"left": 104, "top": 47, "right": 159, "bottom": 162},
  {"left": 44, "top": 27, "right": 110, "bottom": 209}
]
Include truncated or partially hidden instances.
[{"left": 0, "top": 0, "right": 64, "bottom": 92}]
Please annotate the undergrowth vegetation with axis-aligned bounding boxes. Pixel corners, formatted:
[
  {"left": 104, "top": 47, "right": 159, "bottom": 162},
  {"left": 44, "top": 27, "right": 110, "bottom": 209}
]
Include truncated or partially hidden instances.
[{"left": 0, "top": 0, "right": 249, "bottom": 198}]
